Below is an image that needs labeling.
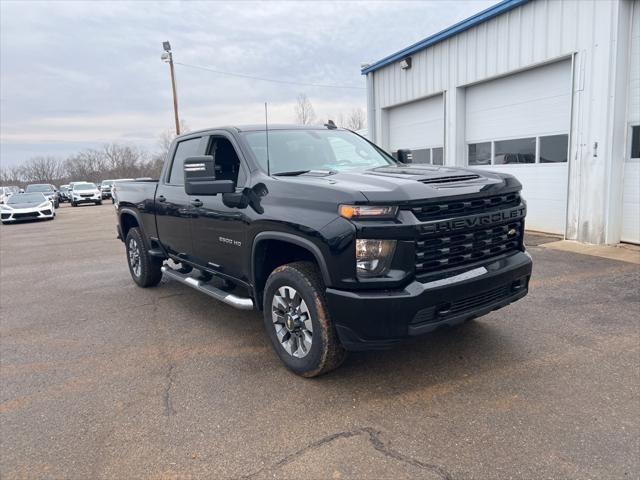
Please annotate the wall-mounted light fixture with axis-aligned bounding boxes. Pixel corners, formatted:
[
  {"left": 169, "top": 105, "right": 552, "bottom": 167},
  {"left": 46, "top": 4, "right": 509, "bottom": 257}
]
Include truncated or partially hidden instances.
[{"left": 400, "top": 57, "right": 412, "bottom": 70}]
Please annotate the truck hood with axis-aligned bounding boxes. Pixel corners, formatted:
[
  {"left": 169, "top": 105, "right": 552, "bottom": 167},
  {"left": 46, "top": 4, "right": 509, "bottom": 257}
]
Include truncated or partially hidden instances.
[{"left": 275, "top": 164, "right": 521, "bottom": 203}]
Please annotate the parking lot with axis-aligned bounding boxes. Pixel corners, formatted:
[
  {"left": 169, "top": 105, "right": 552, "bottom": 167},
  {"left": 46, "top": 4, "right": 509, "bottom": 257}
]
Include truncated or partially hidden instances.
[{"left": 1, "top": 203, "right": 638, "bottom": 479}]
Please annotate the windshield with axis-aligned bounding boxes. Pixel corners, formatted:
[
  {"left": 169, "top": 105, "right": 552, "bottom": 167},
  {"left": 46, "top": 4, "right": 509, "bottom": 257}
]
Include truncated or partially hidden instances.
[
  {"left": 242, "top": 129, "right": 395, "bottom": 174},
  {"left": 25, "top": 184, "right": 53, "bottom": 193},
  {"left": 102, "top": 181, "right": 114, "bottom": 187},
  {"left": 8, "top": 193, "right": 46, "bottom": 204},
  {"left": 74, "top": 183, "right": 97, "bottom": 191}
]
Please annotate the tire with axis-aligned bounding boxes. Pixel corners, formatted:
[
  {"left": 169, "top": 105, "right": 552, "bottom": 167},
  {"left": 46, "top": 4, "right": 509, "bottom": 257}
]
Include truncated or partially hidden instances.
[
  {"left": 125, "top": 227, "right": 163, "bottom": 287},
  {"left": 263, "top": 261, "right": 346, "bottom": 377},
  {"left": 96, "top": 201, "right": 102, "bottom": 205},
  {"left": 111, "top": 198, "right": 115, "bottom": 204},
  {"left": 71, "top": 202, "right": 77, "bottom": 207}
]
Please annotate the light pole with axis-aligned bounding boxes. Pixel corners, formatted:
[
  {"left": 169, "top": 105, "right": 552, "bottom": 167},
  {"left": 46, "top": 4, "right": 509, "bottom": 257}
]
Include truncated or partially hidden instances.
[{"left": 161, "top": 41, "right": 180, "bottom": 136}]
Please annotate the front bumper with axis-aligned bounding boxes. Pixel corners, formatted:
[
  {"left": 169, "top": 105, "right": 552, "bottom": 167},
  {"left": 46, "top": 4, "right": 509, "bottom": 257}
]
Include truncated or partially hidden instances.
[
  {"left": 72, "top": 195, "right": 101, "bottom": 203},
  {"left": 101, "top": 190, "right": 112, "bottom": 198},
  {"left": 326, "top": 251, "right": 532, "bottom": 351},
  {"left": 1, "top": 207, "right": 54, "bottom": 222}
]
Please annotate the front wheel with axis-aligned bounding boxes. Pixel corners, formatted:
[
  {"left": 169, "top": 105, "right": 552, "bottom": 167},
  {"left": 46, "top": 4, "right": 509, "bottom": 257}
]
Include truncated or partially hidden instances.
[
  {"left": 263, "top": 261, "right": 346, "bottom": 377},
  {"left": 96, "top": 201, "right": 102, "bottom": 205},
  {"left": 125, "top": 227, "right": 163, "bottom": 287}
]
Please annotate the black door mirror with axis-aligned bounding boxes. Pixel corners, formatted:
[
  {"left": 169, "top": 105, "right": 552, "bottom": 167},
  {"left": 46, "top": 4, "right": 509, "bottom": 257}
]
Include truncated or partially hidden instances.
[
  {"left": 184, "top": 156, "right": 235, "bottom": 195},
  {"left": 396, "top": 149, "right": 413, "bottom": 163}
]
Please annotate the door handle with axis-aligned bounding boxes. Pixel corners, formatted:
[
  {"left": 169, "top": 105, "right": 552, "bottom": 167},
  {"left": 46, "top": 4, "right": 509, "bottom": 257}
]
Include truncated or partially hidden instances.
[
  {"left": 157, "top": 195, "right": 166, "bottom": 203},
  {"left": 191, "top": 199, "right": 203, "bottom": 207}
]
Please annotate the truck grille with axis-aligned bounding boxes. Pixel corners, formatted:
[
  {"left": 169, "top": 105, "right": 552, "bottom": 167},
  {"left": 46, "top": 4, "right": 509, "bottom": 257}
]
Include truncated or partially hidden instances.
[
  {"left": 410, "top": 192, "right": 521, "bottom": 222},
  {"left": 411, "top": 193, "right": 525, "bottom": 279}
]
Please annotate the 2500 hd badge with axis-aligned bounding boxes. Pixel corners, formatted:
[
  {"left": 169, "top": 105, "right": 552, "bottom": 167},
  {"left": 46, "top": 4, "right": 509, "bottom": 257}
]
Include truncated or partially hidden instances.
[{"left": 115, "top": 124, "right": 532, "bottom": 377}]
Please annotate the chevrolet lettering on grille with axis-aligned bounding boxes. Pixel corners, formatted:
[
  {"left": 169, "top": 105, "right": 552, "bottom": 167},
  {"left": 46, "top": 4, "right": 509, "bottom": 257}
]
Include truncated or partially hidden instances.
[{"left": 420, "top": 206, "right": 526, "bottom": 235}]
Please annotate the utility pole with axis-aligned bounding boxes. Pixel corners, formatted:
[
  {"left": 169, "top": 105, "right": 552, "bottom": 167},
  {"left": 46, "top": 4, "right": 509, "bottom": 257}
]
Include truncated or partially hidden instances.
[{"left": 161, "top": 41, "right": 180, "bottom": 135}]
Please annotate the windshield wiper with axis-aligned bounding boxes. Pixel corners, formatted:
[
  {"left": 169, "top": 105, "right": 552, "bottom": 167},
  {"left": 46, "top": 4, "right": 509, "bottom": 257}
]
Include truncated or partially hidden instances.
[{"left": 272, "top": 170, "right": 310, "bottom": 176}]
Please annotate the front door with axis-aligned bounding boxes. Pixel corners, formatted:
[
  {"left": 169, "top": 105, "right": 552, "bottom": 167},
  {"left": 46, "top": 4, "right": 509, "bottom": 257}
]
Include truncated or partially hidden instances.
[
  {"left": 190, "top": 134, "right": 250, "bottom": 283},
  {"left": 155, "top": 135, "right": 204, "bottom": 258}
]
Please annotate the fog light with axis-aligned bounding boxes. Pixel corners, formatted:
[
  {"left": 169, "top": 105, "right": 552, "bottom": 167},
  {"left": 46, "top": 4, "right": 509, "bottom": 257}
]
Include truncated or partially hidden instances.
[{"left": 355, "top": 239, "right": 396, "bottom": 277}]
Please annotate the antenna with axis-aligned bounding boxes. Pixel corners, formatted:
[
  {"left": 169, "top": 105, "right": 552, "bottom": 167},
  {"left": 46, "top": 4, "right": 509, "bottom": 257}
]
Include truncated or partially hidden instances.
[{"left": 264, "top": 102, "right": 271, "bottom": 176}]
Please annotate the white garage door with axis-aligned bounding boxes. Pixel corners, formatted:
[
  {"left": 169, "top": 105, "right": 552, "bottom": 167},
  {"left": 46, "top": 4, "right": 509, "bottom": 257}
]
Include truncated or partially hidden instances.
[
  {"left": 622, "top": 3, "right": 640, "bottom": 244},
  {"left": 387, "top": 95, "right": 444, "bottom": 165},
  {"left": 466, "top": 60, "right": 572, "bottom": 235}
]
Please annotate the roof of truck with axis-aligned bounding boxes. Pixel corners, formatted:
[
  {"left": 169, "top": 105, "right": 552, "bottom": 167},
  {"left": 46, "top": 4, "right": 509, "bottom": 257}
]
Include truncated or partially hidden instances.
[{"left": 181, "top": 124, "right": 343, "bottom": 137}]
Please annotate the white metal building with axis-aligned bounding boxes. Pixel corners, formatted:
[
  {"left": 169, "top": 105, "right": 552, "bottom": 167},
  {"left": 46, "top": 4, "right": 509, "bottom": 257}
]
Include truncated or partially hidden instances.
[{"left": 363, "top": 0, "right": 640, "bottom": 244}]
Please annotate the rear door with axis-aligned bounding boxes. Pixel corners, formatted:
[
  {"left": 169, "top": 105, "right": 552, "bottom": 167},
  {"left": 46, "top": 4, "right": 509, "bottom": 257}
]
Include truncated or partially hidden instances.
[
  {"left": 155, "top": 135, "right": 204, "bottom": 258},
  {"left": 190, "top": 133, "right": 250, "bottom": 283}
]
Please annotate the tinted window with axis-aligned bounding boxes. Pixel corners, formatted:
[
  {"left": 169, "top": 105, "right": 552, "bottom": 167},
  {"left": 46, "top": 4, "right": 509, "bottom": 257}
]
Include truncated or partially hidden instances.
[
  {"left": 631, "top": 126, "right": 640, "bottom": 159},
  {"left": 432, "top": 147, "right": 444, "bottom": 165},
  {"left": 8, "top": 193, "right": 45, "bottom": 204},
  {"left": 25, "top": 184, "right": 53, "bottom": 193},
  {"left": 494, "top": 138, "right": 535, "bottom": 164},
  {"left": 168, "top": 137, "right": 201, "bottom": 185},
  {"left": 468, "top": 142, "right": 491, "bottom": 165},
  {"left": 540, "top": 134, "right": 568, "bottom": 163},
  {"left": 411, "top": 148, "right": 430, "bottom": 164}
]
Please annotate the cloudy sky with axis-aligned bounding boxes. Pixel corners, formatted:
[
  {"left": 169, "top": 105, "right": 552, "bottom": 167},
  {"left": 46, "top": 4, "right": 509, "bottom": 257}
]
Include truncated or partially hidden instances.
[{"left": 1, "top": 0, "right": 494, "bottom": 167}]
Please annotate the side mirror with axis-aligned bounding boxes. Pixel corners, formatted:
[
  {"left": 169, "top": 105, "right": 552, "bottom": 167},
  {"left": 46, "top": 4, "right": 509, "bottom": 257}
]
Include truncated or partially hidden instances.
[
  {"left": 397, "top": 149, "right": 413, "bottom": 164},
  {"left": 184, "top": 156, "right": 235, "bottom": 195}
]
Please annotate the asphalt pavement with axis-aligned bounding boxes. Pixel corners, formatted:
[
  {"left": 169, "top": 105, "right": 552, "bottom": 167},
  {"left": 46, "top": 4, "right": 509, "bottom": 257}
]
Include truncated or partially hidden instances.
[{"left": 1, "top": 203, "right": 638, "bottom": 479}]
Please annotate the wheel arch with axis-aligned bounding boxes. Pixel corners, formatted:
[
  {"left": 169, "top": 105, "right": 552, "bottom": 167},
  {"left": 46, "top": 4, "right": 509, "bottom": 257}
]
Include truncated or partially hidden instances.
[
  {"left": 119, "top": 208, "right": 143, "bottom": 241},
  {"left": 251, "top": 232, "right": 331, "bottom": 309}
]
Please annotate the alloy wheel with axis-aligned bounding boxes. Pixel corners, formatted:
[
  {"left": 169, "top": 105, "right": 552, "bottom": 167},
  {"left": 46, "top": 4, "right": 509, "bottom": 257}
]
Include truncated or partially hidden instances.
[
  {"left": 128, "top": 238, "right": 141, "bottom": 277},
  {"left": 271, "top": 286, "right": 313, "bottom": 358}
]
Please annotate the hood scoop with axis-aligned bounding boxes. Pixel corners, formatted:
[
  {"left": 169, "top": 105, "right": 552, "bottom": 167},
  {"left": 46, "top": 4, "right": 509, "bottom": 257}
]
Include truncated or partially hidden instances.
[{"left": 419, "top": 174, "right": 480, "bottom": 184}]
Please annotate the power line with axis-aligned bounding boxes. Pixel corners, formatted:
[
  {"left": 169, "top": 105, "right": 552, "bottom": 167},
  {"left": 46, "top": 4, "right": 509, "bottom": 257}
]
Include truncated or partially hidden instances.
[{"left": 174, "top": 61, "right": 366, "bottom": 90}]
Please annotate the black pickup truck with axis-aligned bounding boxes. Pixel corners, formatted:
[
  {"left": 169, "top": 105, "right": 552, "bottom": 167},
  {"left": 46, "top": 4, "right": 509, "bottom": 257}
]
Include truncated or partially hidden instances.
[{"left": 115, "top": 124, "right": 532, "bottom": 377}]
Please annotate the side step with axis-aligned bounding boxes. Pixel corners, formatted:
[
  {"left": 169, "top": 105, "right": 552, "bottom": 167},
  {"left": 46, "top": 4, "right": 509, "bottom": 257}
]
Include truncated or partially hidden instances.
[{"left": 161, "top": 266, "right": 254, "bottom": 310}]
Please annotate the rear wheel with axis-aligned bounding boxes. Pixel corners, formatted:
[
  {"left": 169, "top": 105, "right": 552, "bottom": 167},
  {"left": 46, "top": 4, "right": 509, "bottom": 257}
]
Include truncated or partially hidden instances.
[
  {"left": 263, "top": 261, "right": 346, "bottom": 377},
  {"left": 125, "top": 227, "right": 162, "bottom": 287}
]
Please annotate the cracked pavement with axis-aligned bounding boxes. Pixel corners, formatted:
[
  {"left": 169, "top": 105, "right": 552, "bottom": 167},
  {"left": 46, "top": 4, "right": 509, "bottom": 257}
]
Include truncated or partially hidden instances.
[{"left": 1, "top": 203, "right": 639, "bottom": 479}]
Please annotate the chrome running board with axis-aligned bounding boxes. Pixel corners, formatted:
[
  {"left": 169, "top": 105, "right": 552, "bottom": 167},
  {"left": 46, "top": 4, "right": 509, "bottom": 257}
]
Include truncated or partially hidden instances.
[{"left": 160, "top": 266, "right": 254, "bottom": 310}]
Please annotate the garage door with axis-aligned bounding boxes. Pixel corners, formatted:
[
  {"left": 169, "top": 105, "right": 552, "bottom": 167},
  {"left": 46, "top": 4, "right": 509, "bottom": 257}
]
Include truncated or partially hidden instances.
[
  {"left": 466, "top": 60, "right": 572, "bottom": 235},
  {"left": 387, "top": 95, "right": 444, "bottom": 165},
  {"left": 621, "top": 3, "right": 640, "bottom": 244}
]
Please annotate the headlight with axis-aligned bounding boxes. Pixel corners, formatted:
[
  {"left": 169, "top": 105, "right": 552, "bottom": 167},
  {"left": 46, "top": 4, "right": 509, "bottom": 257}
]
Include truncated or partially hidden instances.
[
  {"left": 38, "top": 202, "right": 50, "bottom": 208},
  {"left": 339, "top": 205, "right": 397, "bottom": 220},
  {"left": 0, "top": 205, "right": 12, "bottom": 211},
  {"left": 355, "top": 239, "right": 396, "bottom": 277}
]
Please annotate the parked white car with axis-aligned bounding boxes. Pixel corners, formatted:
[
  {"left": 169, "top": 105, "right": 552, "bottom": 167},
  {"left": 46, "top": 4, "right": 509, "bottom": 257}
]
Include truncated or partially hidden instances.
[
  {"left": 0, "top": 192, "right": 55, "bottom": 223},
  {"left": 70, "top": 182, "right": 102, "bottom": 207}
]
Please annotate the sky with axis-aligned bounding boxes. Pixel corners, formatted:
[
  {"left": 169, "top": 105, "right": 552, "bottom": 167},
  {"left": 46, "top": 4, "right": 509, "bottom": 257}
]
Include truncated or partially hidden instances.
[{"left": 0, "top": 0, "right": 495, "bottom": 167}]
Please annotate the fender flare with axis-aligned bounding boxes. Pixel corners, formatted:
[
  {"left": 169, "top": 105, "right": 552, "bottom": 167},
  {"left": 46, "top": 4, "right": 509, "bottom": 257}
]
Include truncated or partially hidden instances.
[
  {"left": 118, "top": 207, "right": 145, "bottom": 240},
  {"left": 251, "top": 231, "right": 332, "bottom": 287}
]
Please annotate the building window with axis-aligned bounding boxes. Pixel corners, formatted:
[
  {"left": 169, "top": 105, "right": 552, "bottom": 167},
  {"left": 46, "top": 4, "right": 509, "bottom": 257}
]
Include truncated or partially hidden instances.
[
  {"left": 494, "top": 138, "right": 535, "bottom": 164},
  {"left": 468, "top": 142, "right": 491, "bottom": 165},
  {"left": 631, "top": 126, "right": 640, "bottom": 159},
  {"left": 411, "top": 148, "right": 430, "bottom": 164},
  {"left": 432, "top": 147, "right": 444, "bottom": 165},
  {"left": 539, "top": 134, "right": 568, "bottom": 163}
]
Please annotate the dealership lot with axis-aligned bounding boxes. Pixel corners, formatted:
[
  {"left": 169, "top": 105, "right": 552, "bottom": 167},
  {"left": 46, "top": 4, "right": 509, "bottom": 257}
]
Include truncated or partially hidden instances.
[{"left": 1, "top": 204, "right": 638, "bottom": 479}]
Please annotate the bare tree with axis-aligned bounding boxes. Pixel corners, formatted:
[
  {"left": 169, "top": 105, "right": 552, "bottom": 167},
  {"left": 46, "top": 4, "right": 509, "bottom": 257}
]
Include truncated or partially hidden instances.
[
  {"left": 294, "top": 93, "right": 316, "bottom": 125},
  {"left": 20, "top": 156, "right": 66, "bottom": 184},
  {"left": 345, "top": 108, "right": 366, "bottom": 131}
]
